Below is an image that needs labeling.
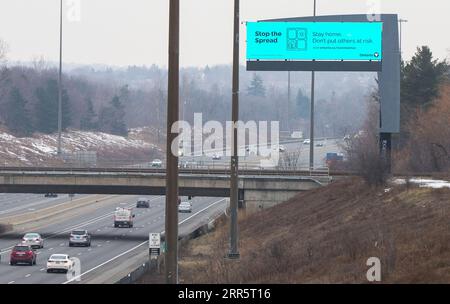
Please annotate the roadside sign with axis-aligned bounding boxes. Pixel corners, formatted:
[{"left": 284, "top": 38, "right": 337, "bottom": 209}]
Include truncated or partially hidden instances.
[
  {"left": 247, "top": 22, "right": 383, "bottom": 61},
  {"left": 149, "top": 233, "right": 161, "bottom": 256}
]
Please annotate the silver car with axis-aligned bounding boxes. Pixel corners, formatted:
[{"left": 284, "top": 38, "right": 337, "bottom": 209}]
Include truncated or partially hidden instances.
[
  {"left": 69, "top": 230, "right": 91, "bottom": 247},
  {"left": 22, "top": 233, "right": 44, "bottom": 249},
  {"left": 178, "top": 201, "right": 192, "bottom": 213}
]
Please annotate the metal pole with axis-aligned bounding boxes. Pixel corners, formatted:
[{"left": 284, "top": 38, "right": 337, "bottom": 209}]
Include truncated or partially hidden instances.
[
  {"left": 228, "top": 0, "right": 240, "bottom": 260},
  {"left": 309, "top": 0, "right": 316, "bottom": 170},
  {"left": 287, "top": 70, "right": 291, "bottom": 132},
  {"left": 398, "top": 19, "right": 407, "bottom": 60},
  {"left": 165, "top": 0, "right": 180, "bottom": 284},
  {"left": 57, "top": 0, "right": 63, "bottom": 155}
]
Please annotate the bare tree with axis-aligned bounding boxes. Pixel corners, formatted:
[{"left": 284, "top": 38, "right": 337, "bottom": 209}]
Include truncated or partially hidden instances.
[
  {"left": 278, "top": 150, "right": 302, "bottom": 170},
  {"left": 0, "top": 39, "right": 9, "bottom": 101},
  {"left": 343, "top": 100, "right": 390, "bottom": 187},
  {"left": 0, "top": 39, "right": 7, "bottom": 63}
]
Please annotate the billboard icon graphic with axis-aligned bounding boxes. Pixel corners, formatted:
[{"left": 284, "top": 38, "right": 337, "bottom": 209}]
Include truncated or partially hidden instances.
[{"left": 287, "top": 28, "right": 307, "bottom": 51}]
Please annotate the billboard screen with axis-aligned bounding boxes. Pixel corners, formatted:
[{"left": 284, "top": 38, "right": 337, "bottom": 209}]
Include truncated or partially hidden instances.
[{"left": 247, "top": 22, "right": 383, "bottom": 61}]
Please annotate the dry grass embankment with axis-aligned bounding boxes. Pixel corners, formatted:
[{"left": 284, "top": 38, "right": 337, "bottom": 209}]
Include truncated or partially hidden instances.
[{"left": 176, "top": 177, "right": 450, "bottom": 284}]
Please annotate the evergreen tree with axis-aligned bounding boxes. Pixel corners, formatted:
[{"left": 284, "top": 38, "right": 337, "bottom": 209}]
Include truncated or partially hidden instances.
[
  {"left": 296, "top": 88, "right": 310, "bottom": 119},
  {"left": 35, "top": 79, "right": 71, "bottom": 134},
  {"left": 4, "top": 87, "right": 32, "bottom": 136},
  {"left": 247, "top": 73, "right": 266, "bottom": 97},
  {"left": 99, "top": 95, "right": 127, "bottom": 136},
  {"left": 80, "top": 97, "right": 98, "bottom": 131},
  {"left": 401, "top": 46, "right": 448, "bottom": 109},
  {"left": 110, "top": 95, "right": 127, "bottom": 136}
]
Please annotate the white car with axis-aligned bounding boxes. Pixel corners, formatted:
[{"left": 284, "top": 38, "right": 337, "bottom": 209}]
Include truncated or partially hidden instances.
[
  {"left": 303, "top": 139, "right": 311, "bottom": 145},
  {"left": 21, "top": 233, "right": 44, "bottom": 249},
  {"left": 212, "top": 154, "right": 221, "bottom": 160},
  {"left": 178, "top": 202, "right": 192, "bottom": 213},
  {"left": 46, "top": 254, "right": 75, "bottom": 273},
  {"left": 278, "top": 145, "right": 286, "bottom": 152}
]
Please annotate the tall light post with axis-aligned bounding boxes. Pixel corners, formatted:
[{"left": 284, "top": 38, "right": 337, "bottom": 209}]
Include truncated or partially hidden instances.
[
  {"left": 57, "top": 0, "right": 63, "bottom": 155},
  {"left": 398, "top": 19, "right": 408, "bottom": 59},
  {"left": 165, "top": 0, "right": 180, "bottom": 284},
  {"left": 228, "top": 0, "right": 240, "bottom": 260},
  {"left": 309, "top": 0, "right": 317, "bottom": 170}
]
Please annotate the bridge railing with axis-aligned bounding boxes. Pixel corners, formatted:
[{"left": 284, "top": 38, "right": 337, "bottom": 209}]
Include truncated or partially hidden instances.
[{"left": 0, "top": 162, "right": 335, "bottom": 178}]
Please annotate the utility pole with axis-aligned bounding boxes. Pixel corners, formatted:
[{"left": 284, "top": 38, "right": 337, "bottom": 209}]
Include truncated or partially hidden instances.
[
  {"left": 228, "top": 0, "right": 240, "bottom": 260},
  {"left": 165, "top": 0, "right": 180, "bottom": 284},
  {"left": 309, "top": 0, "right": 317, "bottom": 170},
  {"left": 57, "top": 0, "right": 63, "bottom": 156}
]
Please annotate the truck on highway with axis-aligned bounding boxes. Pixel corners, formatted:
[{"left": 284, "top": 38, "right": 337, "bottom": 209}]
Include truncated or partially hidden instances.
[
  {"left": 114, "top": 207, "right": 135, "bottom": 228},
  {"left": 326, "top": 152, "right": 344, "bottom": 168}
]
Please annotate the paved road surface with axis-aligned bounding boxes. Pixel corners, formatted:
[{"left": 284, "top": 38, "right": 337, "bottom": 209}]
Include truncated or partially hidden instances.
[
  {"left": 0, "top": 194, "right": 88, "bottom": 217},
  {"left": 0, "top": 195, "right": 227, "bottom": 284}
]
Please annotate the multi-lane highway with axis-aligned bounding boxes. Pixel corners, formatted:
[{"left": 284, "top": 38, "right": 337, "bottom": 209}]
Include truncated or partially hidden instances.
[
  {"left": 0, "top": 193, "right": 88, "bottom": 217},
  {"left": 0, "top": 194, "right": 227, "bottom": 284},
  {"left": 179, "top": 138, "right": 344, "bottom": 168}
]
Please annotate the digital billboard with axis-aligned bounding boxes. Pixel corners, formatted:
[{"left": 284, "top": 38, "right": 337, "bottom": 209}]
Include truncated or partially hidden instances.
[{"left": 247, "top": 22, "right": 383, "bottom": 61}]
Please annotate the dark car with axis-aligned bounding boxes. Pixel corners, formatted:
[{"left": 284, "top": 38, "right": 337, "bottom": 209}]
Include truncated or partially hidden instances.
[
  {"left": 136, "top": 198, "right": 150, "bottom": 208},
  {"left": 10, "top": 244, "right": 37, "bottom": 266},
  {"left": 44, "top": 193, "right": 58, "bottom": 198}
]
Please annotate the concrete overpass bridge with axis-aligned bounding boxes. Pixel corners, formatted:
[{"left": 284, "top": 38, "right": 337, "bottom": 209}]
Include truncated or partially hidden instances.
[{"left": 0, "top": 167, "right": 333, "bottom": 210}]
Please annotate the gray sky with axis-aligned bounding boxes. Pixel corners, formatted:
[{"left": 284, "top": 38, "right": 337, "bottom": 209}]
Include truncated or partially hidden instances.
[{"left": 0, "top": 0, "right": 449, "bottom": 67}]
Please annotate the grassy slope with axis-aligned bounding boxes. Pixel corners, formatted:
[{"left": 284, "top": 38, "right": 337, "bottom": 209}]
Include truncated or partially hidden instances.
[{"left": 178, "top": 177, "right": 450, "bottom": 283}]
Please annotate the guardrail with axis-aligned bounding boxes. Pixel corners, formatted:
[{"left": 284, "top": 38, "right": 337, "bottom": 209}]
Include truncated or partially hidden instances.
[{"left": 0, "top": 165, "right": 350, "bottom": 177}]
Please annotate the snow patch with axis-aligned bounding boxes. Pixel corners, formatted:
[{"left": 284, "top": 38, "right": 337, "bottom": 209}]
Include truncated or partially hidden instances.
[{"left": 394, "top": 178, "right": 450, "bottom": 189}]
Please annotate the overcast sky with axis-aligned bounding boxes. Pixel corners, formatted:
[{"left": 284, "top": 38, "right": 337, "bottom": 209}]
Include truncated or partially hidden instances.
[{"left": 0, "top": 0, "right": 449, "bottom": 67}]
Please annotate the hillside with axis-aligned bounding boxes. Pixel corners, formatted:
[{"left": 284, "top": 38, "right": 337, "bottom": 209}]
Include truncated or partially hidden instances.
[
  {"left": 175, "top": 177, "right": 450, "bottom": 284},
  {"left": 0, "top": 127, "right": 163, "bottom": 166}
]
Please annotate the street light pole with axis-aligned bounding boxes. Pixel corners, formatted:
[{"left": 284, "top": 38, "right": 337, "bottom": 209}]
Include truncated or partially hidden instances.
[
  {"left": 57, "top": 0, "right": 63, "bottom": 155},
  {"left": 309, "top": 0, "right": 317, "bottom": 170},
  {"left": 165, "top": 0, "right": 180, "bottom": 284},
  {"left": 398, "top": 19, "right": 408, "bottom": 59},
  {"left": 228, "top": 0, "right": 240, "bottom": 260}
]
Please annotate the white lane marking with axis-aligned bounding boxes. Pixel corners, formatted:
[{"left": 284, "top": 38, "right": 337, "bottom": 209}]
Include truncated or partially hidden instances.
[
  {"left": 63, "top": 198, "right": 227, "bottom": 284},
  {"left": 8, "top": 281, "right": 15, "bottom": 284},
  {"left": 48, "top": 248, "right": 54, "bottom": 251},
  {"left": 0, "top": 196, "right": 163, "bottom": 253},
  {"left": 25, "top": 274, "right": 31, "bottom": 278},
  {"left": 40, "top": 268, "right": 45, "bottom": 271}
]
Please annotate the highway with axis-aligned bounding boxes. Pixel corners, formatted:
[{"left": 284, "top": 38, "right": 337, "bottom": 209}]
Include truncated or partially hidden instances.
[
  {"left": 0, "top": 194, "right": 88, "bottom": 217},
  {"left": 0, "top": 194, "right": 227, "bottom": 284},
  {"left": 179, "top": 138, "right": 344, "bottom": 169}
]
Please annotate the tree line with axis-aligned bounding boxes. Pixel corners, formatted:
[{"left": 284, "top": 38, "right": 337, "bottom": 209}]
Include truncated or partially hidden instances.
[{"left": 0, "top": 67, "right": 129, "bottom": 137}]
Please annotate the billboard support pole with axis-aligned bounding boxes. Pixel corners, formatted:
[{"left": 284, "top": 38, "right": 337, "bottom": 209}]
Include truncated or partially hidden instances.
[{"left": 380, "top": 132, "right": 392, "bottom": 173}]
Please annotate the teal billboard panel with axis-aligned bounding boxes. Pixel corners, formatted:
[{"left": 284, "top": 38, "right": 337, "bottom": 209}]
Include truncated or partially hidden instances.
[{"left": 247, "top": 22, "right": 383, "bottom": 61}]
